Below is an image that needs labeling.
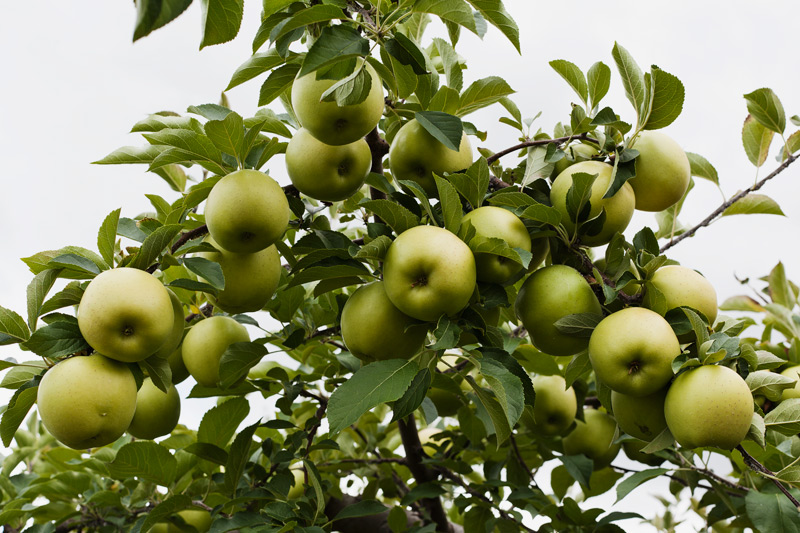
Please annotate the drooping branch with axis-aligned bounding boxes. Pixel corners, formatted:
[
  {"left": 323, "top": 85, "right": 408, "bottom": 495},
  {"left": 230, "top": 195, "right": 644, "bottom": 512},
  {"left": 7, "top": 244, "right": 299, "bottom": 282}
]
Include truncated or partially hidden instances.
[
  {"left": 660, "top": 154, "right": 797, "bottom": 253},
  {"left": 737, "top": 445, "right": 800, "bottom": 509}
]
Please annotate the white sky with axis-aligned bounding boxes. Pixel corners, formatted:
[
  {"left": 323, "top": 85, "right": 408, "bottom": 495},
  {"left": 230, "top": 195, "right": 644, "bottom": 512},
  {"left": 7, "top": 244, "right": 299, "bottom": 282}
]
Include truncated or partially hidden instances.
[{"left": 1, "top": 1, "right": 799, "bottom": 531}]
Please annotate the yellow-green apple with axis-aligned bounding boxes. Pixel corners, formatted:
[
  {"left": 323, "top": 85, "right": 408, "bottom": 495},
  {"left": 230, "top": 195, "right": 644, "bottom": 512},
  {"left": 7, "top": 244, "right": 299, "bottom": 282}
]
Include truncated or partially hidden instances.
[
  {"left": 527, "top": 374, "right": 577, "bottom": 435},
  {"left": 167, "top": 509, "right": 212, "bottom": 532},
  {"left": 514, "top": 265, "right": 602, "bottom": 357},
  {"left": 628, "top": 130, "right": 691, "bottom": 212},
  {"left": 204, "top": 169, "right": 290, "bottom": 253},
  {"left": 664, "top": 364, "right": 754, "bottom": 450},
  {"left": 550, "top": 160, "right": 635, "bottom": 246},
  {"left": 552, "top": 142, "right": 600, "bottom": 177},
  {"left": 150, "top": 289, "right": 185, "bottom": 359},
  {"left": 622, "top": 438, "right": 665, "bottom": 466},
  {"left": 589, "top": 307, "right": 680, "bottom": 396},
  {"left": 340, "top": 281, "right": 428, "bottom": 362},
  {"left": 78, "top": 267, "right": 175, "bottom": 363},
  {"left": 388, "top": 118, "right": 473, "bottom": 196},
  {"left": 417, "top": 426, "right": 443, "bottom": 456},
  {"left": 37, "top": 354, "right": 137, "bottom": 449},
  {"left": 127, "top": 377, "right": 181, "bottom": 440},
  {"left": 383, "top": 225, "right": 477, "bottom": 322},
  {"left": 181, "top": 316, "right": 250, "bottom": 388},
  {"left": 610, "top": 387, "right": 668, "bottom": 441},
  {"left": 291, "top": 61, "right": 384, "bottom": 146},
  {"left": 197, "top": 237, "right": 281, "bottom": 314},
  {"left": 781, "top": 365, "right": 800, "bottom": 400},
  {"left": 287, "top": 467, "right": 306, "bottom": 499},
  {"left": 562, "top": 409, "right": 621, "bottom": 470},
  {"left": 167, "top": 345, "right": 189, "bottom": 385},
  {"left": 285, "top": 128, "right": 371, "bottom": 202},
  {"left": 643, "top": 264, "right": 718, "bottom": 326},
  {"left": 461, "top": 206, "right": 532, "bottom": 284},
  {"left": 427, "top": 354, "right": 469, "bottom": 416}
]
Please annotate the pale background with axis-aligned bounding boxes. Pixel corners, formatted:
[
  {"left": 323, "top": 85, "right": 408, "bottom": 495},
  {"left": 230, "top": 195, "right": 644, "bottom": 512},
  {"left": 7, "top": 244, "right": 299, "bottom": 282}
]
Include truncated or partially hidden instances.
[{"left": 1, "top": 1, "right": 799, "bottom": 530}]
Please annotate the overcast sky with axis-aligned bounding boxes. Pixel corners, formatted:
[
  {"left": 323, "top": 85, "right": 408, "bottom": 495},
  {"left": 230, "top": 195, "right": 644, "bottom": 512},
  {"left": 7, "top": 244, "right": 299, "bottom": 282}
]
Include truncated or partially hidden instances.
[{"left": 1, "top": 1, "right": 799, "bottom": 530}]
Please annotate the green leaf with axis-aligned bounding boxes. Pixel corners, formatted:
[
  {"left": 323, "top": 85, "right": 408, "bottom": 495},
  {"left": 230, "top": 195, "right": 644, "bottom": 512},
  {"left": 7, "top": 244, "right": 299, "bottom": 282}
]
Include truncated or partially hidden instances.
[
  {"left": 522, "top": 145, "right": 553, "bottom": 188},
  {"left": 183, "top": 442, "right": 228, "bottom": 465},
  {"left": 298, "top": 25, "right": 369, "bottom": 77},
  {"left": 92, "top": 145, "right": 166, "bottom": 165},
  {"left": 183, "top": 256, "right": 225, "bottom": 290},
  {"left": 415, "top": 111, "right": 463, "bottom": 152},
  {"left": 328, "top": 359, "right": 419, "bottom": 434},
  {"left": 40, "top": 282, "right": 85, "bottom": 316},
  {"left": 332, "top": 499, "right": 389, "bottom": 522},
  {"left": 132, "top": 0, "right": 193, "bottom": 42},
  {"left": 565, "top": 350, "right": 591, "bottom": 389},
  {"left": 465, "top": 0, "right": 520, "bottom": 52},
  {"left": 746, "top": 371, "right": 796, "bottom": 402},
  {"left": 258, "top": 63, "right": 301, "bottom": 106},
  {"left": 107, "top": 441, "right": 178, "bottom": 486},
  {"left": 140, "top": 495, "right": 193, "bottom": 533},
  {"left": 549, "top": 60, "right": 587, "bottom": 103},
  {"left": 129, "top": 224, "right": 183, "bottom": 270},
  {"left": 686, "top": 152, "right": 719, "bottom": 186},
  {"left": 47, "top": 253, "right": 101, "bottom": 278},
  {"left": 218, "top": 342, "right": 269, "bottom": 389},
  {"left": 413, "top": 0, "right": 477, "bottom": 34},
  {"left": 449, "top": 157, "right": 491, "bottom": 209},
  {"left": 320, "top": 65, "right": 374, "bottom": 106},
  {"left": 1, "top": 385, "right": 38, "bottom": 447},
  {"left": 587, "top": 61, "right": 611, "bottom": 109},
  {"left": 744, "top": 87, "right": 786, "bottom": 134},
  {"left": 21, "top": 319, "right": 90, "bottom": 359},
  {"left": 616, "top": 468, "right": 669, "bottom": 503},
  {"left": 144, "top": 129, "right": 228, "bottom": 175},
  {"left": 131, "top": 114, "right": 203, "bottom": 133},
  {"left": 355, "top": 235, "right": 393, "bottom": 262},
  {"left": 26, "top": 269, "right": 59, "bottom": 331},
  {"left": 553, "top": 313, "right": 603, "bottom": 338},
  {"left": 764, "top": 398, "right": 800, "bottom": 436},
  {"left": 200, "top": 0, "right": 244, "bottom": 49},
  {"left": 97, "top": 209, "right": 121, "bottom": 268},
  {"left": 435, "top": 175, "right": 463, "bottom": 233},
  {"left": 224, "top": 421, "right": 260, "bottom": 494},
  {"left": 197, "top": 396, "right": 250, "bottom": 447},
  {"left": 359, "top": 199, "right": 420, "bottom": 235},
  {"left": 565, "top": 171, "right": 598, "bottom": 224},
  {"left": 432, "top": 38, "right": 463, "bottom": 92},
  {"left": 611, "top": 42, "right": 645, "bottom": 121},
  {"left": 643, "top": 66, "right": 684, "bottom": 130},
  {"left": 721, "top": 194, "right": 785, "bottom": 217},
  {"left": 559, "top": 454, "right": 594, "bottom": 490},
  {"left": 742, "top": 114, "right": 774, "bottom": 167},
  {"left": 270, "top": 4, "right": 346, "bottom": 43},
  {"left": 745, "top": 489, "right": 800, "bottom": 533},
  {"left": 465, "top": 374, "right": 511, "bottom": 446},
  {"left": 226, "top": 49, "right": 286, "bottom": 91},
  {"left": 768, "top": 261, "right": 795, "bottom": 309},
  {"left": 384, "top": 33, "right": 428, "bottom": 75},
  {"left": 391, "top": 368, "right": 432, "bottom": 423},
  {"left": 139, "top": 355, "right": 172, "bottom": 394},
  {"left": 519, "top": 204, "right": 562, "bottom": 226},
  {"left": 205, "top": 111, "right": 245, "bottom": 162},
  {"left": 479, "top": 358, "right": 524, "bottom": 428},
  {"left": 456, "top": 76, "right": 514, "bottom": 117}
]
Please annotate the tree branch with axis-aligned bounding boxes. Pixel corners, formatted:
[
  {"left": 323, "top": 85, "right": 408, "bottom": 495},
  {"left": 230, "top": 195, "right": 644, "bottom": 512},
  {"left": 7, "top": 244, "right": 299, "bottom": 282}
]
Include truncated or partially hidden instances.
[
  {"left": 737, "top": 445, "right": 800, "bottom": 509},
  {"left": 660, "top": 154, "right": 797, "bottom": 253},
  {"left": 485, "top": 134, "right": 598, "bottom": 165}
]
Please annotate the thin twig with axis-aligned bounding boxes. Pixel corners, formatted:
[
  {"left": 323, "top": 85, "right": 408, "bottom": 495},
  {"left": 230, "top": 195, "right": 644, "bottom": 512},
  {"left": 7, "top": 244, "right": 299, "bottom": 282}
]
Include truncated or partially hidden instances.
[
  {"left": 737, "top": 445, "right": 800, "bottom": 509},
  {"left": 485, "top": 134, "right": 598, "bottom": 165}
]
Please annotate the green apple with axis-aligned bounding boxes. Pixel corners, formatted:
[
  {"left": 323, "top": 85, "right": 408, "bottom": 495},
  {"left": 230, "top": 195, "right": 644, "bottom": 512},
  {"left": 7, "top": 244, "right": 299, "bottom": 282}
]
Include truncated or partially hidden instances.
[
  {"left": 461, "top": 206, "right": 532, "bottom": 284},
  {"left": 383, "top": 225, "right": 477, "bottom": 322},
  {"left": 198, "top": 237, "right": 281, "bottom": 314},
  {"left": 550, "top": 160, "right": 635, "bottom": 246},
  {"left": 287, "top": 467, "right": 306, "bottom": 499},
  {"left": 528, "top": 374, "right": 577, "bottom": 435},
  {"left": 665, "top": 365, "right": 754, "bottom": 450},
  {"left": 151, "top": 289, "right": 186, "bottom": 359},
  {"left": 204, "top": 169, "right": 290, "bottom": 253},
  {"left": 167, "top": 344, "right": 190, "bottom": 385},
  {"left": 285, "top": 127, "right": 371, "bottom": 202},
  {"left": 628, "top": 130, "right": 691, "bottom": 212},
  {"left": 418, "top": 426, "right": 443, "bottom": 456},
  {"left": 514, "top": 265, "right": 602, "bottom": 357},
  {"left": 181, "top": 316, "right": 250, "bottom": 388},
  {"left": 37, "top": 354, "right": 137, "bottom": 449},
  {"left": 340, "top": 281, "right": 428, "bottom": 362},
  {"left": 589, "top": 307, "right": 680, "bottom": 397},
  {"left": 388, "top": 118, "right": 473, "bottom": 196},
  {"left": 127, "top": 377, "right": 181, "bottom": 440},
  {"left": 622, "top": 438, "right": 665, "bottom": 466},
  {"left": 168, "top": 509, "right": 212, "bottom": 533},
  {"left": 562, "top": 408, "right": 621, "bottom": 470},
  {"left": 291, "top": 61, "right": 384, "bottom": 146},
  {"left": 552, "top": 142, "right": 600, "bottom": 177},
  {"left": 610, "top": 387, "right": 668, "bottom": 441},
  {"left": 78, "top": 267, "right": 175, "bottom": 363},
  {"left": 780, "top": 365, "right": 800, "bottom": 400},
  {"left": 643, "top": 264, "right": 718, "bottom": 326}
]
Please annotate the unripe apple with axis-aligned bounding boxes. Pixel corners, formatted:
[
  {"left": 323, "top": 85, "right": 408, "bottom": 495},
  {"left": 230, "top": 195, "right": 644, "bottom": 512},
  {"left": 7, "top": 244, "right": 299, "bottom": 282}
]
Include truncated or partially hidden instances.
[
  {"left": 287, "top": 467, "right": 306, "bottom": 499},
  {"left": 388, "top": 118, "right": 473, "bottom": 196},
  {"left": 628, "top": 130, "right": 691, "bottom": 212},
  {"left": 78, "top": 267, "right": 175, "bottom": 363},
  {"left": 528, "top": 374, "right": 577, "bottom": 435},
  {"left": 550, "top": 160, "right": 635, "bottom": 246},
  {"left": 611, "top": 387, "right": 668, "bottom": 441},
  {"left": 150, "top": 289, "right": 186, "bottom": 359},
  {"left": 167, "top": 344, "right": 190, "bottom": 385},
  {"left": 169, "top": 509, "right": 212, "bottom": 532},
  {"left": 461, "top": 206, "right": 532, "bottom": 284},
  {"left": 551, "top": 143, "right": 600, "bottom": 177},
  {"left": 285, "top": 128, "right": 371, "bottom": 202},
  {"left": 664, "top": 365, "right": 754, "bottom": 450},
  {"left": 515, "top": 265, "right": 602, "bottom": 357},
  {"left": 291, "top": 62, "right": 384, "bottom": 146},
  {"left": 127, "top": 377, "right": 181, "bottom": 440},
  {"left": 622, "top": 438, "right": 665, "bottom": 466},
  {"left": 643, "top": 264, "right": 718, "bottom": 326},
  {"left": 589, "top": 307, "right": 680, "bottom": 397},
  {"left": 340, "top": 281, "right": 428, "bottom": 362},
  {"left": 37, "top": 354, "right": 137, "bottom": 449},
  {"left": 204, "top": 169, "right": 290, "bottom": 254},
  {"left": 780, "top": 365, "right": 800, "bottom": 400},
  {"left": 562, "top": 409, "right": 620, "bottom": 470},
  {"left": 181, "top": 316, "right": 250, "bottom": 388},
  {"left": 198, "top": 237, "right": 281, "bottom": 314},
  {"left": 383, "top": 225, "right": 477, "bottom": 322}
]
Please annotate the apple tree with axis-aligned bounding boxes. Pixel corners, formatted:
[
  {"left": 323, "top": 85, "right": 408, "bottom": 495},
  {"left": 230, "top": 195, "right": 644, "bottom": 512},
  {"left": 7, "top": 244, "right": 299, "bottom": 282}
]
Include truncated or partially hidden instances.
[{"left": 2, "top": 1, "right": 800, "bottom": 532}]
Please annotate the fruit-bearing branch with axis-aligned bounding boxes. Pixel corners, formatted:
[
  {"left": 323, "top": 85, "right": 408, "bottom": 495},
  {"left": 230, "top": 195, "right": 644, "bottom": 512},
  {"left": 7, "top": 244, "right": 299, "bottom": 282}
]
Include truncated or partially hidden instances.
[
  {"left": 485, "top": 133, "right": 598, "bottom": 165},
  {"left": 737, "top": 445, "right": 800, "bottom": 509}
]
